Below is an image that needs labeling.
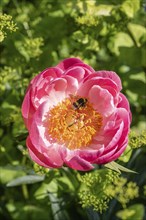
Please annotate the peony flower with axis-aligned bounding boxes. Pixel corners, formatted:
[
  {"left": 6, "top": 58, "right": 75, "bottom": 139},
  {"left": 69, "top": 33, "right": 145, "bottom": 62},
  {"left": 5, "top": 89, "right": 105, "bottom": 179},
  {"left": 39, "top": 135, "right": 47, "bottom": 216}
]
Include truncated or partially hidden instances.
[{"left": 22, "top": 58, "right": 131, "bottom": 171}]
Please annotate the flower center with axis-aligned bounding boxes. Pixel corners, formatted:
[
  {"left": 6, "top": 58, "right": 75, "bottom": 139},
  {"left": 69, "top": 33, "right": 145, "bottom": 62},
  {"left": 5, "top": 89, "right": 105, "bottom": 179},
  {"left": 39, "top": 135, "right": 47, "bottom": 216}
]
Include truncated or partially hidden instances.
[{"left": 46, "top": 96, "right": 103, "bottom": 150}]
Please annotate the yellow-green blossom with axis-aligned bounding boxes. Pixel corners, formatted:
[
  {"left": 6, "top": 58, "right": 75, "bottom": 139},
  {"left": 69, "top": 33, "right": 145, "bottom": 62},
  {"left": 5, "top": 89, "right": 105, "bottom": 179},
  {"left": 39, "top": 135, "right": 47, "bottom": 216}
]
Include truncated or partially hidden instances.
[{"left": 0, "top": 14, "right": 18, "bottom": 42}]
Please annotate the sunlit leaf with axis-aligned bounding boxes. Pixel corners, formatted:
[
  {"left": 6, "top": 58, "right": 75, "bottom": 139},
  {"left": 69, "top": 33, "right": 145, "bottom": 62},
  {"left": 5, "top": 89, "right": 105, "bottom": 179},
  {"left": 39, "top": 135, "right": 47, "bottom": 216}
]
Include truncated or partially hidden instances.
[
  {"left": 116, "top": 204, "right": 145, "bottom": 220},
  {"left": 105, "top": 161, "right": 137, "bottom": 173},
  {"left": 0, "top": 166, "right": 25, "bottom": 184},
  {"left": 128, "top": 23, "right": 146, "bottom": 47},
  {"left": 34, "top": 181, "right": 58, "bottom": 200},
  {"left": 121, "top": 0, "right": 140, "bottom": 18},
  {"left": 6, "top": 202, "right": 52, "bottom": 220},
  {"left": 108, "top": 32, "right": 134, "bottom": 55}
]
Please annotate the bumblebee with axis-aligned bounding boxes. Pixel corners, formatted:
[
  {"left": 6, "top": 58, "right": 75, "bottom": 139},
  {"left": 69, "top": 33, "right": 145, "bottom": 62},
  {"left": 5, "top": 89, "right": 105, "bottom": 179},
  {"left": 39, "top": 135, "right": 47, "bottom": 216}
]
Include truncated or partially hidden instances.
[
  {"left": 66, "top": 98, "right": 87, "bottom": 128},
  {"left": 73, "top": 98, "right": 87, "bottom": 110}
]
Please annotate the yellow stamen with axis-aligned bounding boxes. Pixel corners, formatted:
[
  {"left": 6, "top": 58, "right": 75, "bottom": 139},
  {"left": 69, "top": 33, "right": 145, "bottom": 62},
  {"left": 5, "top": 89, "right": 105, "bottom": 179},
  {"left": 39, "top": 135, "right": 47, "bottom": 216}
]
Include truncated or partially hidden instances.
[{"left": 46, "top": 96, "right": 103, "bottom": 150}]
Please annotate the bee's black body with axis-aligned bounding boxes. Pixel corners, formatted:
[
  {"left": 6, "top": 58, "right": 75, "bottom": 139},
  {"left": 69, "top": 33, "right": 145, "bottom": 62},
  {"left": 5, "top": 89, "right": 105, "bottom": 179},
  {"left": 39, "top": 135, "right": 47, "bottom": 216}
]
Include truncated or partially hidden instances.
[{"left": 73, "top": 98, "right": 87, "bottom": 109}]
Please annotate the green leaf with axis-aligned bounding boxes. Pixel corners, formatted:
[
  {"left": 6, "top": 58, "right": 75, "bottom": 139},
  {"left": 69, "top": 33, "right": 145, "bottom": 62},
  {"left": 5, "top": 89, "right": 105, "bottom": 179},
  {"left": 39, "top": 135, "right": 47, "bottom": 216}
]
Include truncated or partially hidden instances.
[
  {"left": 105, "top": 161, "right": 137, "bottom": 173},
  {"left": 121, "top": 0, "right": 140, "bottom": 18},
  {"left": 6, "top": 175, "right": 45, "bottom": 187},
  {"left": 0, "top": 166, "right": 25, "bottom": 184},
  {"left": 119, "top": 47, "right": 142, "bottom": 67},
  {"left": 129, "top": 71, "right": 145, "bottom": 83},
  {"left": 116, "top": 204, "right": 145, "bottom": 220},
  {"left": 6, "top": 202, "right": 52, "bottom": 220},
  {"left": 34, "top": 181, "right": 58, "bottom": 200},
  {"left": 108, "top": 32, "right": 134, "bottom": 55},
  {"left": 126, "top": 79, "right": 146, "bottom": 100},
  {"left": 48, "top": 193, "right": 70, "bottom": 220},
  {"left": 128, "top": 23, "right": 146, "bottom": 47}
]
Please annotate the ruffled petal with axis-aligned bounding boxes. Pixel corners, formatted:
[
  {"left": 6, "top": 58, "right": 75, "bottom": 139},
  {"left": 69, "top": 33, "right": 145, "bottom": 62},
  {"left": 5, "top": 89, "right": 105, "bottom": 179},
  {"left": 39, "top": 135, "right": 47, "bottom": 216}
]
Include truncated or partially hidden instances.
[
  {"left": 88, "top": 85, "right": 115, "bottom": 117},
  {"left": 78, "top": 77, "right": 118, "bottom": 98},
  {"left": 95, "top": 108, "right": 130, "bottom": 164},
  {"left": 65, "top": 66, "right": 86, "bottom": 83},
  {"left": 64, "top": 155, "right": 94, "bottom": 171},
  {"left": 118, "top": 93, "right": 132, "bottom": 122},
  {"left": 57, "top": 57, "right": 84, "bottom": 71},
  {"left": 78, "top": 144, "right": 104, "bottom": 162},
  {"left": 52, "top": 78, "right": 67, "bottom": 91},
  {"left": 27, "top": 137, "right": 59, "bottom": 168},
  {"left": 21, "top": 89, "right": 36, "bottom": 129},
  {"left": 45, "top": 144, "right": 64, "bottom": 167},
  {"left": 96, "top": 70, "right": 122, "bottom": 91},
  {"left": 62, "top": 75, "right": 79, "bottom": 94}
]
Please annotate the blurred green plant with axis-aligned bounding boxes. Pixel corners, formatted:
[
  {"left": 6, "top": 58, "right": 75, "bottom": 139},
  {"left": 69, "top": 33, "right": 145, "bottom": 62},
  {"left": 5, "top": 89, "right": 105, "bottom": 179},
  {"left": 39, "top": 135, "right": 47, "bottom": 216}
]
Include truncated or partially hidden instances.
[
  {"left": 116, "top": 204, "right": 145, "bottom": 220},
  {"left": 0, "top": 13, "right": 18, "bottom": 42}
]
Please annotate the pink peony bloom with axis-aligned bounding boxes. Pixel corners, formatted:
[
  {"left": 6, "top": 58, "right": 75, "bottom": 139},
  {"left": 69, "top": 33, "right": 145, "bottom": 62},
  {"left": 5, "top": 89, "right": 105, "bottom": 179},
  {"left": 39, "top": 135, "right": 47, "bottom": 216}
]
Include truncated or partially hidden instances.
[{"left": 22, "top": 58, "right": 131, "bottom": 171}]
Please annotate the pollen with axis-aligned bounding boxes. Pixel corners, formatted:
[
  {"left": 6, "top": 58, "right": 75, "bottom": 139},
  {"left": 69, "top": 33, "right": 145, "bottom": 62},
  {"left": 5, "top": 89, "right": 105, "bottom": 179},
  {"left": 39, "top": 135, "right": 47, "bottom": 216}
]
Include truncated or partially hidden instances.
[{"left": 46, "top": 96, "right": 103, "bottom": 150}]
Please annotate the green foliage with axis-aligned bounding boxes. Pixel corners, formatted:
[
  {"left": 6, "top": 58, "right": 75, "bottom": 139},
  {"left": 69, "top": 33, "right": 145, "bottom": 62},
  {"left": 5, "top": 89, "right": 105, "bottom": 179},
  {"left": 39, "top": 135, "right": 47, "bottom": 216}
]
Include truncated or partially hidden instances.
[
  {"left": 118, "top": 130, "right": 146, "bottom": 162},
  {"left": 78, "top": 169, "right": 139, "bottom": 213},
  {"left": 15, "top": 37, "right": 44, "bottom": 61},
  {"left": 0, "top": 0, "right": 146, "bottom": 219},
  {"left": 129, "top": 130, "right": 146, "bottom": 149},
  {"left": 0, "top": 13, "right": 18, "bottom": 42},
  {"left": 78, "top": 169, "right": 119, "bottom": 213},
  {"left": 105, "top": 161, "right": 137, "bottom": 173},
  {"left": 116, "top": 204, "right": 145, "bottom": 220},
  {"left": 105, "top": 177, "right": 139, "bottom": 208},
  {"left": 6, "top": 175, "right": 45, "bottom": 187}
]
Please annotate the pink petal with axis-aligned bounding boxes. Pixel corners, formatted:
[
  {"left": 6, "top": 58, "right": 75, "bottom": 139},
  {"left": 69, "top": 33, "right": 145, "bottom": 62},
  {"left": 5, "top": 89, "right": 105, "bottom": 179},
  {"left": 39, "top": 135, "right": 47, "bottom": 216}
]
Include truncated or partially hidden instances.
[
  {"left": 88, "top": 85, "right": 115, "bottom": 117},
  {"left": 78, "top": 77, "right": 118, "bottom": 98},
  {"left": 29, "top": 100, "right": 59, "bottom": 150},
  {"left": 21, "top": 90, "right": 36, "bottom": 129},
  {"left": 27, "top": 104, "right": 64, "bottom": 167},
  {"left": 30, "top": 67, "right": 62, "bottom": 89},
  {"left": 62, "top": 75, "right": 79, "bottom": 94},
  {"left": 65, "top": 66, "right": 86, "bottom": 83},
  {"left": 114, "top": 108, "right": 130, "bottom": 147},
  {"left": 95, "top": 108, "right": 130, "bottom": 164},
  {"left": 64, "top": 155, "right": 94, "bottom": 171},
  {"left": 102, "top": 120, "right": 124, "bottom": 153},
  {"left": 23, "top": 67, "right": 63, "bottom": 112},
  {"left": 45, "top": 145, "right": 64, "bottom": 167},
  {"left": 78, "top": 145, "right": 104, "bottom": 162},
  {"left": 30, "top": 121, "right": 48, "bottom": 153},
  {"left": 42, "top": 67, "right": 63, "bottom": 78},
  {"left": 105, "top": 141, "right": 128, "bottom": 162},
  {"left": 73, "top": 63, "right": 95, "bottom": 75},
  {"left": 27, "top": 137, "right": 58, "bottom": 168},
  {"left": 118, "top": 93, "right": 132, "bottom": 122},
  {"left": 57, "top": 58, "right": 84, "bottom": 71},
  {"left": 96, "top": 70, "right": 122, "bottom": 91},
  {"left": 95, "top": 145, "right": 118, "bottom": 164},
  {"left": 53, "top": 78, "right": 67, "bottom": 91}
]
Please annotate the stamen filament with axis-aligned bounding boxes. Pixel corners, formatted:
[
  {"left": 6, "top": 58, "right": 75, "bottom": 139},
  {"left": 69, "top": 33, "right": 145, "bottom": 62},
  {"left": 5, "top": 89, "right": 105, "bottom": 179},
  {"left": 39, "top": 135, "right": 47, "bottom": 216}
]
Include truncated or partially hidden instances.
[{"left": 45, "top": 96, "right": 103, "bottom": 150}]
